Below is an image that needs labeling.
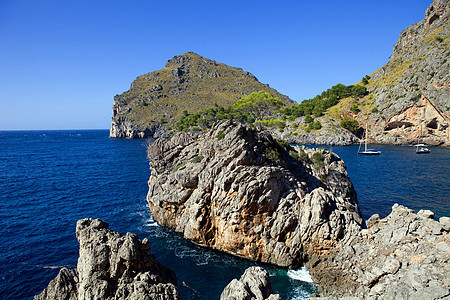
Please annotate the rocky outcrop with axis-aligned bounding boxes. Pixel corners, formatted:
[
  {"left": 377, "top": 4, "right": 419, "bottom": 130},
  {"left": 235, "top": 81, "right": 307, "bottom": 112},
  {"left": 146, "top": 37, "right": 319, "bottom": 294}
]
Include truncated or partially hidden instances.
[
  {"left": 220, "top": 267, "right": 281, "bottom": 300},
  {"left": 110, "top": 52, "right": 295, "bottom": 138},
  {"left": 281, "top": 131, "right": 358, "bottom": 146},
  {"left": 35, "top": 218, "right": 180, "bottom": 300},
  {"left": 146, "top": 120, "right": 363, "bottom": 268},
  {"left": 307, "top": 204, "right": 450, "bottom": 299},
  {"left": 366, "top": 0, "right": 450, "bottom": 145}
]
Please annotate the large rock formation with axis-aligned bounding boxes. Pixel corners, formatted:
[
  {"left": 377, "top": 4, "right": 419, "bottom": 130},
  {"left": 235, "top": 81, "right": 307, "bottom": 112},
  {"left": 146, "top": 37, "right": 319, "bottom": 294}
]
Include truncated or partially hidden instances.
[
  {"left": 308, "top": 204, "right": 450, "bottom": 299},
  {"left": 220, "top": 267, "right": 281, "bottom": 300},
  {"left": 146, "top": 120, "right": 363, "bottom": 268},
  {"left": 110, "top": 52, "right": 295, "bottom": 138},
  {"left": 35, "top": 218, "right": 180, "bottom": 300},
  {"left": 365, "top": 0, "right": 450, "bottom": 145}
]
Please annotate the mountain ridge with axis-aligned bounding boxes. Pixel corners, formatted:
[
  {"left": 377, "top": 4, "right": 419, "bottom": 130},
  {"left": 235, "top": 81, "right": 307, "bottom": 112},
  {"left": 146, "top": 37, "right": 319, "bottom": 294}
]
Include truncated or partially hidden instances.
[{"left": 110, "top": 52, "right": 295, "bottom": 138}]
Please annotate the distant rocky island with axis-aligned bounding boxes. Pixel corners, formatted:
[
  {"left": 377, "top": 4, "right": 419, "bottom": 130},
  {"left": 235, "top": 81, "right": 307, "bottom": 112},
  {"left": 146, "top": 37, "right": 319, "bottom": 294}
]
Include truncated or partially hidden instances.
[
  {"left": 109, "top": 52, "right": 295, "bottom": 139},
  {"left": 111, "top": 0, "right": 449, "bottom": 146}
]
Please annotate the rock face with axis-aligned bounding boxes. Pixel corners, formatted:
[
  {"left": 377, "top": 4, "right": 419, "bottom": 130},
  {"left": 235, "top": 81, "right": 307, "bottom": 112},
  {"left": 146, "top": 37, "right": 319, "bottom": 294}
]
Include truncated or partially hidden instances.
[
  {"left": 220, "top": 267, "right": 281, "bottom": 300},
  {"left": 307, "top": 204, "right": 450, "bottom": 299},
  {"left": 366, "top": 0, "right": 450, "bottom": 145},
  {"left": 35, "top": 218, "right": 180, "bottom": 300},
  {"left": 146, "top": 120, "right": 363, "bottom": 268},
  {"left": 274, "top": 117, "right": 359, "bottom": 146},
  {"left": 110, "top": 52, "right": 295, "bottom": 138}
]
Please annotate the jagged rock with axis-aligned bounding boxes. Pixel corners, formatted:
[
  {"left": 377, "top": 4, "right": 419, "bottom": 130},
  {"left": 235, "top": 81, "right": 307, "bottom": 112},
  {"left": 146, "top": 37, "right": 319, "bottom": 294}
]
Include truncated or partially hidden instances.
[
  {"left": 307, "top": 204, "right": 450, "bottom": 299},
  {"left": 146, "top": 120, "right": 363, "bottom": 267},
  {"left": 35, "top": 218, "right": 180, "bottom": 300},
  {"left": 220, "top": 267, "right": 281, "bottom": 300}
]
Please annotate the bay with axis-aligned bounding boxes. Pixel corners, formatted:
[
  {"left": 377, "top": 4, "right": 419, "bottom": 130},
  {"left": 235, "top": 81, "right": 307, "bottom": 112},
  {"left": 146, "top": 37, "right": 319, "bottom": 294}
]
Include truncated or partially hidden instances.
[{"left": 0, "top": 130, "right": 448, "bottom": 299}]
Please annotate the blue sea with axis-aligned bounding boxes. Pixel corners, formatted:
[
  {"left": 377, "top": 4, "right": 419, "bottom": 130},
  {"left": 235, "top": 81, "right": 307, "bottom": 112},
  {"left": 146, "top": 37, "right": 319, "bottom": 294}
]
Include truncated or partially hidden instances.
[{"left": 0, "top": 130, "right": 448, "bottom": 299}]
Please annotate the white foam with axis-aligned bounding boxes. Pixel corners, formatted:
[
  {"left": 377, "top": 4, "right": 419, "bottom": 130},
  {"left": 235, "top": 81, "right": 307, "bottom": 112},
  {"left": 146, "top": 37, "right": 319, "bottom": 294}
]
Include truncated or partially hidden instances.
[{"left": 287, "top": 266, "right": 315, "bottom": 283}]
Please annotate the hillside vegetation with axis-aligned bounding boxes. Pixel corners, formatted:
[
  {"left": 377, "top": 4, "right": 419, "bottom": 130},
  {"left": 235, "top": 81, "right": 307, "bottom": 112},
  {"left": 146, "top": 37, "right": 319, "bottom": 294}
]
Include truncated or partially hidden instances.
[{"left": 110, "top": 52, "right": 295, "bottom": 138}]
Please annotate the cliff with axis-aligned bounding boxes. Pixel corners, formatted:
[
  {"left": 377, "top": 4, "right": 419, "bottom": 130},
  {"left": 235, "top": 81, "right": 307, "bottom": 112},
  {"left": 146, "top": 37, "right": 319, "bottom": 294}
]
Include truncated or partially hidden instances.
[
  {"left": 357, "top": 0, "right": 450, "bottom": 145},
  {"left": 146, "top": 120, "right": 363, "bottom": 268},
  {"left": 35, "top": 218, "right": 180, "bottom": 300},
  {"left": 110, "top": 52, "right": 295, "bottom": 138}
]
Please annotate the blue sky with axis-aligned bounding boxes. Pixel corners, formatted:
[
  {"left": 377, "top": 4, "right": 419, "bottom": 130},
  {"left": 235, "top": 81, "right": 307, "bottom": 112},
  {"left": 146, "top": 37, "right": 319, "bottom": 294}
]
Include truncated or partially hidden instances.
[{"left": 0, "top": 0, "right": 431, "bottom": 130}]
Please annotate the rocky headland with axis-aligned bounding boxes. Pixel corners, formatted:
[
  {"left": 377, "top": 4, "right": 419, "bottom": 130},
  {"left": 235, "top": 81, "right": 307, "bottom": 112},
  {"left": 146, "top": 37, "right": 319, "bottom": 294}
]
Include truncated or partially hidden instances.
[
  {"left": 146, "top": 120, "right": 364, "bottom": 267},
  {"left": 35, "top": 218, "right": 180, "bottom": 300},
  {"left": 110, "top": 52, "right": 295, "bottom": 138}
]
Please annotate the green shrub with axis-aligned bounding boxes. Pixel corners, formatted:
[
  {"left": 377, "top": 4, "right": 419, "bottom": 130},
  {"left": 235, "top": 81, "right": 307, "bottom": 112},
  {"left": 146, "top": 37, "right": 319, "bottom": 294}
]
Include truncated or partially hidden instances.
[
  {"left": 265, "top": 147, "right": 279, "bottom": 162},
  {"left": 297, "top": 148, "right": 309, "bottom": 163},
  {"left": 173, "top": 164, "right": 184, "bottom": 173},
  {"left": 216, "top": 130, "right": 225, "bottom": 140},
  {"left": 350, "top": 103, "right": 360, "bottom": 114},
  {"left": 191, "top": 155, "right": 203, "bottom": 163},
  {"left": 340, "top": 118, "right": 359, "bottom": 132},
  {"left": 308, "top": 120, "right": 322, "bottom": 130},
  {"left": 312, "top": 151, "right": 324, "bottom": 167},
  {"left": 256, "top": 119, "right": 286, "bottom": 129},
  {"left": 275, "top": 138, "right": 291, "bottom": 150}
]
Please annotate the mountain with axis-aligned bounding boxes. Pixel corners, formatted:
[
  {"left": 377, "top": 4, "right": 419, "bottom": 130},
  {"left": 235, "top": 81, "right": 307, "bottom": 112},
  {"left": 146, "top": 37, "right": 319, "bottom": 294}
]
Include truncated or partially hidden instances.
[
  {"left": 110, "top": 52, "right": 296, "bottom": 138},
  {"left": 359, "top": 0, "right": 449, "bottom": 145}
]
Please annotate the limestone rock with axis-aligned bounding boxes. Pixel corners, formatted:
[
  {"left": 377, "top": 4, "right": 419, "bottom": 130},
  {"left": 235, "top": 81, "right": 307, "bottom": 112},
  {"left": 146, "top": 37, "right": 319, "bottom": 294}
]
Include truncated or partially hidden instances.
[
  {"left": 220, "top": 267, "right": 281, "bottom": 300},
  {"left": 307, "top": 204, "right": 450, "bottom": 299},
  {"left": 146, "top": 120, "right": 363, "bottom": 267},
  {"left": 35, "top": 218, "right": 180, "bottom": 300},
  {"left": 366, "top": 0, "right": 450, "bottom": 146}
]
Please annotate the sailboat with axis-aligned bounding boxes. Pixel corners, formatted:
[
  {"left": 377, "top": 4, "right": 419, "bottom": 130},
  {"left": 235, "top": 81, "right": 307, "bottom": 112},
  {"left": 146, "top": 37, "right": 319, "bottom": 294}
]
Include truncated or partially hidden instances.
[
  {"left": 358, "top": 124, "right": 381, "bottom": 155},
  {"left": 414, "top": 130, "right": 430, "bottom": 154},
  {"left": 414, "top": 106, "right": 431, "bottom": 154}
]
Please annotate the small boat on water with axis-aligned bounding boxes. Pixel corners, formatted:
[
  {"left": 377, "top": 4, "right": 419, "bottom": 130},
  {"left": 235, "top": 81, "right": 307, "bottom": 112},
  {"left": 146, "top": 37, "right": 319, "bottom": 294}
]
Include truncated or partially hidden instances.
[
  {"left": 358, "top": 125, "right": 380, "bottom": 155},
  {"left": 414, "top": 136, "right": 431, "bottom": 154}
]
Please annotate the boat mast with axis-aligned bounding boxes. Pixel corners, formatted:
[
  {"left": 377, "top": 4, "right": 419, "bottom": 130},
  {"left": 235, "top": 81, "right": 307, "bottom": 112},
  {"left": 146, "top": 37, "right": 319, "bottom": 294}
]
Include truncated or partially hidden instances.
[{"left": 365, "top": 124, "right": 368, "bottom": 152}]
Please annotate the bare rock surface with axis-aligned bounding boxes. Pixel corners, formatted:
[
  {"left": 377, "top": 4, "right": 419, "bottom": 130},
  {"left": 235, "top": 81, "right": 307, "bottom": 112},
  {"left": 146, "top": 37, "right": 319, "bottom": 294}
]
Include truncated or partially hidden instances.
[
  {"left": 307, "top": 204, "right": 450, "bottom": 299},
  {"left": 35, "top": 218, "right": 180, "bottom": 300},
  {"left": 146, "top": 120, "right": 363, "bottom": 268},
  {"left": 220, "top": 267, "right": 281, "bottom": 300}
]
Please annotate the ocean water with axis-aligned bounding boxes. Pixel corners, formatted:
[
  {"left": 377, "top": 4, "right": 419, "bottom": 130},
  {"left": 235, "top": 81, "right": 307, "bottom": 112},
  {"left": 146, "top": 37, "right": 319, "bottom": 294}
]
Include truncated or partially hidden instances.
[{"left": 0, "top": 130, "right": 448, "bottom": 299}]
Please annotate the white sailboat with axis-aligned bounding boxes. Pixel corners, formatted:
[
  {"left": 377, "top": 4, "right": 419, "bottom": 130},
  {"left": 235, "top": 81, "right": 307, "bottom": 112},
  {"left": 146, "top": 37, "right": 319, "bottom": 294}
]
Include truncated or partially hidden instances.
[
  {"left": 415, "top": 106, "right": 430, "bottom": 154},
  {"left": 358, "top": 124, "right": 380, "bottom": 155},
  {"left": 415, "top": 130, "right": 430, "bottom": 154}
]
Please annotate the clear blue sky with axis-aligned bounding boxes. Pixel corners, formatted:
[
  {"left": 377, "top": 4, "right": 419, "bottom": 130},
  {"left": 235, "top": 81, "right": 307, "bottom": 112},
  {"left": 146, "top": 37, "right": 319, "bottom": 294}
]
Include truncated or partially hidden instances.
[{"left": 0, "top": 0, "right": 431, "bottom": 130}]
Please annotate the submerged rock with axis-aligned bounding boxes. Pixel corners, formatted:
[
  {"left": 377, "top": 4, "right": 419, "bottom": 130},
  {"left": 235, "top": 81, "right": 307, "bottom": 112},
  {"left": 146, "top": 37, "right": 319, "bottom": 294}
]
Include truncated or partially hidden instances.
[
  {"left": 35, "top": 218, "right": 180, "bottom": 300},
  {"left": 146, "top": 120, "right": 363, "bottom": 267},
  {"left": 220, "top": 266, "right": 281, "bottom": 300},
  {"left": 307, "top": 204, "right": 450, "bottom": 299}
]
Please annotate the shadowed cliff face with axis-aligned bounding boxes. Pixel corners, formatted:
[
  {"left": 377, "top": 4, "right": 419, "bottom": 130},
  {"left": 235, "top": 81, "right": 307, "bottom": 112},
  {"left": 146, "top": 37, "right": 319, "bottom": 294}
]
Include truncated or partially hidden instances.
[
  {"left": 146, "top": 120, "right": 363, "bottom": 268},
  {"left": 110, "top": 52, "right": 295, "bottom": 138},
  {"left": 366, "top": 0, "right": 450, "bottom": 145}
]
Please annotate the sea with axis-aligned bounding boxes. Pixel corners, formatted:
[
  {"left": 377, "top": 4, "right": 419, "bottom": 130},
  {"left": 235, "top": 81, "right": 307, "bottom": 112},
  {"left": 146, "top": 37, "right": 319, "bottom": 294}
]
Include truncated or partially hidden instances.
[{"left": 0, "top": 130, "right": 448, "bottom": 299}]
